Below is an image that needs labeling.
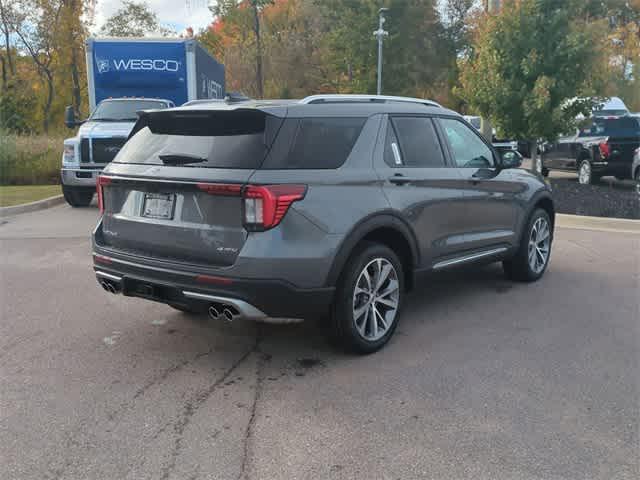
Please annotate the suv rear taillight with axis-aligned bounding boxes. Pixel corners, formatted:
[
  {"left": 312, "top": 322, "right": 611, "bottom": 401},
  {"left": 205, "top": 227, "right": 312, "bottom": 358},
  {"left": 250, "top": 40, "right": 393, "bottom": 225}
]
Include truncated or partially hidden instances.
[
  {"left": 599, "top": 141, "right": 610, "bottom": 159},
  {"left": 196, "top": 182, "right": 307, "bottom": 231},
  {"left": 97, "top": 175, "right": 111, "bottom": 214},
  {"left": 243, "top": 185, "right": 307, "bottom": 231}
]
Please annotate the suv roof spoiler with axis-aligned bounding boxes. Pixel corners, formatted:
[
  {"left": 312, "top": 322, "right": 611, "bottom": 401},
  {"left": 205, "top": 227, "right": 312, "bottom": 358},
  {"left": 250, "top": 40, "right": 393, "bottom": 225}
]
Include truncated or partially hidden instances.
[{"left": 300, "top": 94, "right": 442, "bottom": 108}]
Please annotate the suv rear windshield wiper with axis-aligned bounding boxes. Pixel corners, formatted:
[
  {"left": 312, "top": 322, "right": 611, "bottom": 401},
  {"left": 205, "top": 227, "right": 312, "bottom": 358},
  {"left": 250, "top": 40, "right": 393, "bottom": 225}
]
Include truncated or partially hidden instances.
[{"left": 159, "top": 154, "right": 207, "bottom": 166}]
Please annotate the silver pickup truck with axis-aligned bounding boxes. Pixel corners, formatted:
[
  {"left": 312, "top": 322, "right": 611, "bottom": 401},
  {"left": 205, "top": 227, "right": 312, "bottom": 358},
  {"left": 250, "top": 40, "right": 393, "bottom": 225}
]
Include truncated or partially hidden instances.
[{"left": 61, "top": 98, "right": 173, "bottom": 206}]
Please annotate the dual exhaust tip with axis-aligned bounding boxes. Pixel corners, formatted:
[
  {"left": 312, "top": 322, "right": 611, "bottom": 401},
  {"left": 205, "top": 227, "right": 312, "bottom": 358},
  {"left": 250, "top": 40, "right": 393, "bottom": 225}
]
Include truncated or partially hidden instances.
[
  {"left": 99, "top": 278, "right": 237, "bottom": 322},
  {"left": 100, "top": 280, "right": 120, "bottom": 294},
  {"left": 208, "top": 304, "right": 237, "bottom": 322}
]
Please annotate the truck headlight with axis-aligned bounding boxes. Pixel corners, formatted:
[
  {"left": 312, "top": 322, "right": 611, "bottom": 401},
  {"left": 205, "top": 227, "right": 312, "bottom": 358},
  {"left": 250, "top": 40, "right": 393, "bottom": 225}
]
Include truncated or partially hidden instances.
[{"left": 63, "top": 144, "right": 76, "bottom": 164}]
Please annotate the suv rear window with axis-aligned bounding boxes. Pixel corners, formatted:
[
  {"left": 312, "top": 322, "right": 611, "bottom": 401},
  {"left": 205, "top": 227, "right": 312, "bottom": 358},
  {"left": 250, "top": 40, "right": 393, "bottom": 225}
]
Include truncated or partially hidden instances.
[
  {"left": 114, "top": 126, "right": 269, "bottom": 169},
  {"left": 262, "top": 117, "right": 366, "bottom": 169},
  {"left": 115, "top": 115, "right": 366, "bottom": 170}
]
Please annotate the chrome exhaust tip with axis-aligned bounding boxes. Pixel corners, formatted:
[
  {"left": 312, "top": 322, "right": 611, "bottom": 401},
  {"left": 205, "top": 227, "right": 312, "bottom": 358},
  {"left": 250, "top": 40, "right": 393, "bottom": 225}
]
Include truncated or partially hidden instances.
[
  {"left": 222, "top": 308, "right": 234, "bottom": 322},
  {"left": 100, "top": 280, "right": 119, "bottom": 294},
  {"left": 208, "top": 305, "right": 220, "bottom": 320}
]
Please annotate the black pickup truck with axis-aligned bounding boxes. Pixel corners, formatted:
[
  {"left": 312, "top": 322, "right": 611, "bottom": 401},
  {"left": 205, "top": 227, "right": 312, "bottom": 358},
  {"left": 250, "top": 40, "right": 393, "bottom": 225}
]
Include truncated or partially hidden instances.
[{"left": 540, "top": 116, "right": 640, "bottom": 184}]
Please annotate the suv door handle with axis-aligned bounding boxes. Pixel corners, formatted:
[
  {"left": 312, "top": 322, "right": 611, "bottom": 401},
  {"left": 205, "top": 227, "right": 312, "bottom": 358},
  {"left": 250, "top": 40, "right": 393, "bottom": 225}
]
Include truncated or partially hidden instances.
[{"left": 389, "top": 174, "right": 412, "bottom": 185}]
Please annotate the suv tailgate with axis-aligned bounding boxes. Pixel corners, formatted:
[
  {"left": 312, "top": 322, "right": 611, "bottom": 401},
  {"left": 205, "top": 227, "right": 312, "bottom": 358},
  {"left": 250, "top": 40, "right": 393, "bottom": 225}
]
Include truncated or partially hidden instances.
[
  {"left": 101, "top": 172, "right": 251, "bottom": 267},
  {"left": 98, "top": 107, "right": 285, "bottom": 267}
]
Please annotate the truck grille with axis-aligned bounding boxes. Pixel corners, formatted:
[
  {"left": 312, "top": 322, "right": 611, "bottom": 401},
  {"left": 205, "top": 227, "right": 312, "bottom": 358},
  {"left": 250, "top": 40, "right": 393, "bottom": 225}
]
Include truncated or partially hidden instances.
[
  {"left": 79, "top": 138, "right": 127, "bottom": 164},
  {"left": 80, "top": 138, "right": 90, "bottom": 163}
]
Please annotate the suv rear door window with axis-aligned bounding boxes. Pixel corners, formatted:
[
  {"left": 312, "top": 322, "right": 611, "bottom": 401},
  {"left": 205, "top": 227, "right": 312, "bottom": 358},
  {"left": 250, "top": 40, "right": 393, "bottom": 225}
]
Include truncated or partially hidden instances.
[
  {"left": 262, "top": 117, "right": 366, "bottom": 169},
  {"left": 386, "top": 117, "right": 445, "bottom": 167}
]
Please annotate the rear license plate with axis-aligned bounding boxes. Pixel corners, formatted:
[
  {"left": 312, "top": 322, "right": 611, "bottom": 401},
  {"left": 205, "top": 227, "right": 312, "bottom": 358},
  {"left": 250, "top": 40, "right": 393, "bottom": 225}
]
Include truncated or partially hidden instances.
[{"left": 142, "top": 193, "right": 175, "bottom": 219}]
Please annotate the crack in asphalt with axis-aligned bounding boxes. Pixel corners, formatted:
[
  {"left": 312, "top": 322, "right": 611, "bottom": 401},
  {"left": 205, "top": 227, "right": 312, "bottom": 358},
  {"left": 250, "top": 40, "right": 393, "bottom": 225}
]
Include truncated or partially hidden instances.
[
  {"left": 159, "top": 334, "right": 261, "bottom": 480},
  {"left": 105, "top": 346, "right": 218, "bottom": 423},
  {"left": 238, "top": 350, "right": 268, "bottom": 480},
  {"left": 133, "top": 347, "right": 217, "bottom": 400},
  {"left": 47, "top": 344, "right": 239, "bottom": 480}
]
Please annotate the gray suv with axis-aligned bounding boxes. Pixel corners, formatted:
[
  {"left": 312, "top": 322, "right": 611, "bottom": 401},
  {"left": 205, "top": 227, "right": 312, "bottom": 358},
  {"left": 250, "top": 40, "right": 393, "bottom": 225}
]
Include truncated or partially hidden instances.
[{"left": 92, "top": 95, "right": 554, "bottom": 353}]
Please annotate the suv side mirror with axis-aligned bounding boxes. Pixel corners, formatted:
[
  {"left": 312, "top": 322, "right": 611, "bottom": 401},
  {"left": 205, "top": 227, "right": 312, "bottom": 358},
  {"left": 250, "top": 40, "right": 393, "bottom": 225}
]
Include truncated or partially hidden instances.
[
  {"left": 500, "top": 150, "right": 523, "bottom": 169},
  {"left": 64, "top": 105, "right": 83, "bottom": 128}
]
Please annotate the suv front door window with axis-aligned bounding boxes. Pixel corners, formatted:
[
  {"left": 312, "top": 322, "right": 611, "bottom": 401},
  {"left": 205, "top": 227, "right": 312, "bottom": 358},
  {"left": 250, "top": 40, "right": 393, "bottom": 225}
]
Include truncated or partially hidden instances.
[{"left": 440, "top": 117, "right": 495, "bottom": 169}]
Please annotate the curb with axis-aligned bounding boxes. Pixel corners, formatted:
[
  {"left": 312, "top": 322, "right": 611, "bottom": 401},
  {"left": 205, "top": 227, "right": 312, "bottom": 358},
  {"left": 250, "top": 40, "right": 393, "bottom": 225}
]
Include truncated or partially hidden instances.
[
  {"left": 556, "top": 213, "right": 640, "bottom": 234},
  {"left": 0, "top": 194, "right": 65, "bottom": 218}
]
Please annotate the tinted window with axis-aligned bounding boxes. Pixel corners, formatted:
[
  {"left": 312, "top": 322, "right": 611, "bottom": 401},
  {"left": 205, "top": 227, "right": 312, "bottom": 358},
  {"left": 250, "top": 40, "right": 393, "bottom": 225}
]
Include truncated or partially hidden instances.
[
  {"left": 439, "top": 118, "right": 495, "bottom": 168},
  {"left": 579, "top": 117, "right": 640, "bottom": 137},
  {"left": 385, "top": 117, "right": 445, "bottom": 167},
  {"left": 262, "top": 117, "right": 365, "bottom": 169},
  {"left": 114, "top": 126, "right": 267, "bottom": 169},
  {"left": 91, "top": 100, "right": 169, "bottom": 121}
]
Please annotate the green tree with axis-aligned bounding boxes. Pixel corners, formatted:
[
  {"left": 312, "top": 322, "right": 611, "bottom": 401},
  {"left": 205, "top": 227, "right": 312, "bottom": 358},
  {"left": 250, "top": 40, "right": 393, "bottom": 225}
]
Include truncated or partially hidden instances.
[
  {"left": 100, "top": 1, "right": 174, "bottom": 37},
  {"left": 316, "top": 0, "right": 451, "bottom": 99},
  {"left": 458, "top": 0, "right": 605, "bottom": 156},
  {"left": 0, "top": 0, "right": 17, "bottom": 89},
  {"left": 442, "top": 0, "right": 475, "bottom": 54},
  {"left": 211, "top": 0, "right": 273, "bottom": 98},
  {"left": 59, "top": 0, "right": 88, "bottom": 114},
  {"left": 9, "top": 0, "right": 64, "bottom": 133}
]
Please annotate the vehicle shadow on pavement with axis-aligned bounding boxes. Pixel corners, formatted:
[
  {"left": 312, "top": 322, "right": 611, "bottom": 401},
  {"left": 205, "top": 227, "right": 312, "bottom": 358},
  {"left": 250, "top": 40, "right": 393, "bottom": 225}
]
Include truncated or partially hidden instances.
[{"left": 179, "top": 262, "right": 518, "bottom": 365}]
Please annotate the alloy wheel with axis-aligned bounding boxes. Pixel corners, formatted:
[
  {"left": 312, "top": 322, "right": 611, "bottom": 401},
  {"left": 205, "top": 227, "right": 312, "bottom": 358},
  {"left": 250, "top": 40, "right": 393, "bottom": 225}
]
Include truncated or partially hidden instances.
[
  {"left": 528, "top": 217, "right": 551, "bottom": 274},
  {"left": 578, "top": 161, "right": 591, "bottom": 184},
  {"left": 352, "top": 258, "right": 399, "bottom": 341}
]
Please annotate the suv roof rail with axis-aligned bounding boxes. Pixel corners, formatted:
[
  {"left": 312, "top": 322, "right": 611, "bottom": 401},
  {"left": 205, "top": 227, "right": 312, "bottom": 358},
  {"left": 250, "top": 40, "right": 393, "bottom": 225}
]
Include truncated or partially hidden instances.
[{"left": 300, "top": 94, "right": 442, "bottom": 108}]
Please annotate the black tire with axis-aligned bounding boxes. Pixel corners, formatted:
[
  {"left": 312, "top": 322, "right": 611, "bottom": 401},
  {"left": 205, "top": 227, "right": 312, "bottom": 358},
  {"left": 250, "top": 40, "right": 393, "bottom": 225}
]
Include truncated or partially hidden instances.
[
  {"left": 577, "top": 159, "right": 600, "bottom": 185},
  {"left": 330, "top": 242, "right": 405, "bottom": 354},
  {"left": 62, "top": 185, "right": 94, "bottom": 207},
  {"left": 503, "top": 208, "right": 552, "bottom": 282}
]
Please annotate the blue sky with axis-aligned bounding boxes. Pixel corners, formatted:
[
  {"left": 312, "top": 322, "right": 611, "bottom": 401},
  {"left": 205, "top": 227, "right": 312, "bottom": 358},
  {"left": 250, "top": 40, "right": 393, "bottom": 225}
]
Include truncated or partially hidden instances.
[{"left": 95, "top": 0, "right": 215, "bottom": 34}]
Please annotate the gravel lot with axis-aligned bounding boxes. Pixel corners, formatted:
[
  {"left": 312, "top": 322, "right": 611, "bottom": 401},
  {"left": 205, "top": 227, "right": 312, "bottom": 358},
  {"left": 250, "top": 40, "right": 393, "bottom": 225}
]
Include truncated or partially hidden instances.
[
  {"left": 520, "top": 159, "right": 639, "bottom": 219},
  {"left": 550, "top": 177, "right": 639, "bottom": 219},
  {"left": 1, "top": 204, "right": 638, "bottom": 480}
]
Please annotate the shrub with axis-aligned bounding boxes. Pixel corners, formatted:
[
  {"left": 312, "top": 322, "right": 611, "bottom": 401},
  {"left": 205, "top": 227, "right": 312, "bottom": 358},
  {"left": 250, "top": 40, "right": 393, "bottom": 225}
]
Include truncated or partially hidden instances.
[{"left": 0, "top": 131, "right": 62, "bottom": 185}]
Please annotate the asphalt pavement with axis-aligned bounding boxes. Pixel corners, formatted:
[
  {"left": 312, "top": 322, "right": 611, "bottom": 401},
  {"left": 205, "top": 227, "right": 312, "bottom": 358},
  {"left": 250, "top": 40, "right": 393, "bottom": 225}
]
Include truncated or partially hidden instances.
[{"left": 1, "top": 204, "right": 638, "bottom": 480}]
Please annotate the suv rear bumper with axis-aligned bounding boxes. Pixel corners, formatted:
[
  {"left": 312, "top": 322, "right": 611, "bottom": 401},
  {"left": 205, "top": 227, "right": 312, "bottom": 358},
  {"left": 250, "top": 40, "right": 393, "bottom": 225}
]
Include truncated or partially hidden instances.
[{"left": 92, "top": 251, "right": 334, "bottom": 320}]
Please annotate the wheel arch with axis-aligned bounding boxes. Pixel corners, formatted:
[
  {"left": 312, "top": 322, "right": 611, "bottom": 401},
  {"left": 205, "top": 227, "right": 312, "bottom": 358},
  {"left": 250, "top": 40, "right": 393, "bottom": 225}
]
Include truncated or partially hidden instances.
[
  {"left": 527, "top": 191, "right": 556, "bottom": 232},
  {"left": 325, "top": 213, "right": 419, "bottom": 291}
]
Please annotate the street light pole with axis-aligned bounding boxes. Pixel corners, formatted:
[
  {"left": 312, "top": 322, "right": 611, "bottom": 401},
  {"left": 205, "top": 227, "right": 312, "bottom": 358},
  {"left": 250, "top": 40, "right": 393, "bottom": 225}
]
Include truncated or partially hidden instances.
[{"left": 374, "top": 8, "right": 389, "bottom": 95}]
